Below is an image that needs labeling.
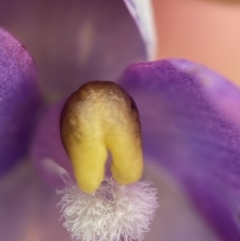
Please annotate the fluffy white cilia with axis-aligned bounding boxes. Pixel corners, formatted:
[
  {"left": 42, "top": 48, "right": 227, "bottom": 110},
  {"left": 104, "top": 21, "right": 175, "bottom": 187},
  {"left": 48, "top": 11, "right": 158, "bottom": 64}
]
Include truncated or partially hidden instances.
[{"left": 57, "top": 177, "right": 158, "bottom": 241}]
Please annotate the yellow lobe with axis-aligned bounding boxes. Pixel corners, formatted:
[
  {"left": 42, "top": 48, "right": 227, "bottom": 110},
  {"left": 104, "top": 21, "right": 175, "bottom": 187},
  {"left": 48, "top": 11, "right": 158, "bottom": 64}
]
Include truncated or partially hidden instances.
[{"left": 60, "top": 81, "right": 143, "bottom": 193}]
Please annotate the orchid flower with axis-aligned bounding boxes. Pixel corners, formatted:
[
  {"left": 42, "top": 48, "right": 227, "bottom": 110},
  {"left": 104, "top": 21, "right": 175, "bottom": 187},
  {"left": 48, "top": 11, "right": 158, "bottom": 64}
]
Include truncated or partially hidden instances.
[{"left": 1, "top": 1, "right": 240, "bottom": 241}]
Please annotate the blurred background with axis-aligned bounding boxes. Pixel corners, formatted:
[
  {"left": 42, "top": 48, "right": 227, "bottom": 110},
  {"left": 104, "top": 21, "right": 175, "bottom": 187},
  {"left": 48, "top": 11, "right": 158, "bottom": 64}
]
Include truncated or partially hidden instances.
[{"left": 152, "top": 0, "right": 240, "bottom": 86}]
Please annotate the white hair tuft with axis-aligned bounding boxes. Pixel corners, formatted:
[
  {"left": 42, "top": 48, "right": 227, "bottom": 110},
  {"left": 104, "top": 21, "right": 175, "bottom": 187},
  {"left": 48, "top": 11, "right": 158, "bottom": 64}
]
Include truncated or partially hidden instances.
[{"left": 57, "top": 177, "right": 158, "bottom": 241}]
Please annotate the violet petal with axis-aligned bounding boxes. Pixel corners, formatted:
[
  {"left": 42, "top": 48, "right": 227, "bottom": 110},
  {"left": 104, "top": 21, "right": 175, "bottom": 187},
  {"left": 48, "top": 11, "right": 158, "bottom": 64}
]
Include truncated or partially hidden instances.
[
  {"left": 0, "top": 28, "right": 41, "bottom": 175},
  {"left": 0, "top": 0, "right": 145, "bottom": 102},
  {"left": 120, "top": 59, "right": 240, "bottom": 241},
  {"left": 123, "top": 0, "right": 157, "bottom": 59}
]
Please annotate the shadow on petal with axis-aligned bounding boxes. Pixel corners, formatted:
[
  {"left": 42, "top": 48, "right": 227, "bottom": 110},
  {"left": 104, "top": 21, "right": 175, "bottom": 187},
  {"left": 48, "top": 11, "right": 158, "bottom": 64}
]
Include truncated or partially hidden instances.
[{"left": 30, "top": 101, "right": 73, "bottom": 189}]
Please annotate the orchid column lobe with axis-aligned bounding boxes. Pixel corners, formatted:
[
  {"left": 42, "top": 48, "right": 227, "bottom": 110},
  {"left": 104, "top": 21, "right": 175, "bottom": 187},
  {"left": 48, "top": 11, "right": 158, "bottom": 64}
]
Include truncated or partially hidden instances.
[{"left": 60, "top": 81, "right": 143, "bottom": 193}]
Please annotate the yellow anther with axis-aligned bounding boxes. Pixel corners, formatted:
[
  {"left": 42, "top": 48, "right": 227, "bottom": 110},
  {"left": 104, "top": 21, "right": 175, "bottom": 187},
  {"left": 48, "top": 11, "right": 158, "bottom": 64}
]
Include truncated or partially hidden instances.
[{"left": 60, "top": 81, "right": 143, "bottom": 193}]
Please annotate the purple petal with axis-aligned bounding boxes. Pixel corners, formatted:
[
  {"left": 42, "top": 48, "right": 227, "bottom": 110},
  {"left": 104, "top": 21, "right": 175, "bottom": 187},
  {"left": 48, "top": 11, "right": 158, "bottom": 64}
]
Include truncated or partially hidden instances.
[
  {"left": 0, "top": 28, "right": 41, "bottom": 175},
  {"left": 0, "top": 163, "right": 70, "bottom": 241},
  {"left": 123, "top": 0, "right": 156, "bottom": 59},
  {"left": 0, "top": 0, "right": 145, "bottom": 102},
  {"left": 120, "top": 59, "right": 240, "bottom": 241}
]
